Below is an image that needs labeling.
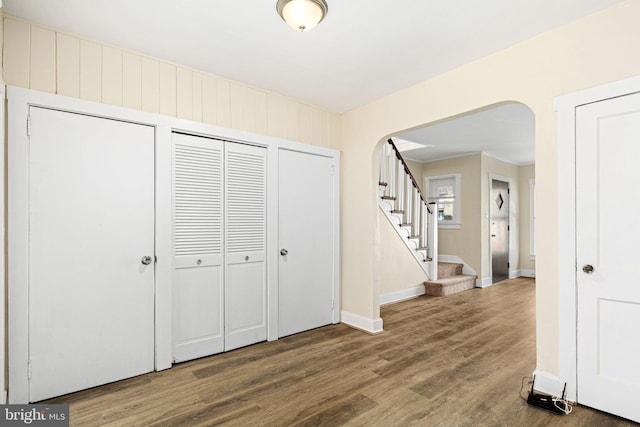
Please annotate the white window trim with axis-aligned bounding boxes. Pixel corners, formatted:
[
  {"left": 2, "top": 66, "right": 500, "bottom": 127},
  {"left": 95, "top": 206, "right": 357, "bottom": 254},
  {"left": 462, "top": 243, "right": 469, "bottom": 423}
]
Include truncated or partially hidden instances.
[
  {"left": 425, "top": 173, "right": 461, "bottom": 229},
  {"left": 529, "top": 179, "right": 535, "bottom": 261}
]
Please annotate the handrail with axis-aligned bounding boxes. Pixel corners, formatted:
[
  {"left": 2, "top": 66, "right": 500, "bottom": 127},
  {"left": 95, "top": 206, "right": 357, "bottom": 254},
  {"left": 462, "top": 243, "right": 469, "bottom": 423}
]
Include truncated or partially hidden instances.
[{"left": 387, "top": 138, "right": 432, "bottom": 214}]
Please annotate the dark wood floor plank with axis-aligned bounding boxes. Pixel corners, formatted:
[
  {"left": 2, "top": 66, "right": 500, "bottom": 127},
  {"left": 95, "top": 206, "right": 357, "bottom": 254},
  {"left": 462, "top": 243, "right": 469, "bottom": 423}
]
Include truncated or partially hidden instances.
[{"left": 43, "top": 277, "right": 637, "bottom": 426}]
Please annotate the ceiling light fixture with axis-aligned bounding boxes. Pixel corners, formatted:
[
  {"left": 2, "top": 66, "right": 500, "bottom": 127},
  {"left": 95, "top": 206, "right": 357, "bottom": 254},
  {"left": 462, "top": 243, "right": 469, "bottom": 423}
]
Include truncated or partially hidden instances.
[{"left": 276, "top": 0, "right": 328, "bottom": 32}]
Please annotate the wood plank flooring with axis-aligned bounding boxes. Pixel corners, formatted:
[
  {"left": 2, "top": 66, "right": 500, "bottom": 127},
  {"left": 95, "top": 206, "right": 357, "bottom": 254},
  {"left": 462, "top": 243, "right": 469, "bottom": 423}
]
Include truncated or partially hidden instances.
[{"left": 46, "top": 277, "right": 636, "bottom": 426}]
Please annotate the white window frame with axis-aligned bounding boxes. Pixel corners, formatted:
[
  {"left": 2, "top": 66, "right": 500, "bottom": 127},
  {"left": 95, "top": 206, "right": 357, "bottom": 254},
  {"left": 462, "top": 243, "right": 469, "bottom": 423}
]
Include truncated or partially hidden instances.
[
  {"left": 529, "top": 178, "right": 535, "bottom": 260},
  {"left": 425, "top": 173, "right": 461, "bottom": 229}
]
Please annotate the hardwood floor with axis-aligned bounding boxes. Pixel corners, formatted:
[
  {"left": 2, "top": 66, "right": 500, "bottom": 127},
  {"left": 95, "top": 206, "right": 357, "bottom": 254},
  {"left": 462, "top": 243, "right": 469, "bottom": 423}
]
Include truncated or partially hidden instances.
[{"left": 47, "top": 277, "right": 636, "bottom": 426}]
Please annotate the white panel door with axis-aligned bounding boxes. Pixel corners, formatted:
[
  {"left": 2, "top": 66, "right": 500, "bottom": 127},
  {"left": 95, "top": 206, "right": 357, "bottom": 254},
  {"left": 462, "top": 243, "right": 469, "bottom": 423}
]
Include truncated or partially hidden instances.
[
  {"left": 278, "top": 150, "right": 335, "bottom": 337},
  {"left": 172, "top": 133, "right": 224, "bottom": 362},
  {"left": 576, "top": 92, "right": 640, "bottom": 423},
  {"left": 28, "top": 107, "right": 155, "bottom": 402},
  {"left": 224, "top": 142, "right": 267, "bottom": 351}
]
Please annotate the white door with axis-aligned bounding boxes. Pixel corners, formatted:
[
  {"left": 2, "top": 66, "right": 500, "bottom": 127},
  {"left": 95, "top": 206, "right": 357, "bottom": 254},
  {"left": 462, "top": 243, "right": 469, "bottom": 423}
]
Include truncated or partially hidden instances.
[
  {"left": 278, "top": 149, "right": 335, "bottom": 337},
  {"left": 224, "top": 142, "right": 267, "bottom": 351},
  {"left": 28, "top": 107, "right": 155, "bottom": 402},
  {"left": 576, "top": 92, "right": 640, "bottom": 423},
  {"left": 172, "top": 133, "right": 224, "bottom": 362}
]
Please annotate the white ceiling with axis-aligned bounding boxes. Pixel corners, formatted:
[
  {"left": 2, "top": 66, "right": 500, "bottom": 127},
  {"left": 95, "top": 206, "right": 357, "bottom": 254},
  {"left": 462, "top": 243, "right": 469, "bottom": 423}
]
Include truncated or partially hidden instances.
[
  {"left": 395, "top": 103, "right": 535, "bottom": 165},
  {"left": 3, "top": 0, "right": 623, "bottom": 165},
  {"left": 3, "top": 0, "right": 623, "bottom": 114}
]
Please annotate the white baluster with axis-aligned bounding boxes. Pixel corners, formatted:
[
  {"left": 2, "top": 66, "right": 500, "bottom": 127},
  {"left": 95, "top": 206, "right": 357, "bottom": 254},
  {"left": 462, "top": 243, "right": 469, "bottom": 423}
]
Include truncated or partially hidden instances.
[
  {"left": 379, "top": 143, "right": 386, "bottom": 186},
  {"left": 405, "top": 178, "right": 413, "bottom": 226},
  {"left": 388, "top": 148, "right": 395, "bottom": 199},
  {"left": 396, "top": 158, "right": 404, "bottom": 211},
  {"left": 428, "top": 205, "right": 438, "bottom": 279},
  {"left": 420, "top": 203, "right": 427, "bottom": 249},
  {"left": 413, "top": 188, "right": 420, "bottom": 237}
]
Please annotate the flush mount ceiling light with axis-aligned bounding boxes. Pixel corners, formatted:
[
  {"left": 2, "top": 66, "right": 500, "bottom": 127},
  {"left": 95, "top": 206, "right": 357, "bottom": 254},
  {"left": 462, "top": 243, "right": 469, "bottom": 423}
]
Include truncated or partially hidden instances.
[{"left": 276, "top": 0, "right": 328, "bottom": 32}]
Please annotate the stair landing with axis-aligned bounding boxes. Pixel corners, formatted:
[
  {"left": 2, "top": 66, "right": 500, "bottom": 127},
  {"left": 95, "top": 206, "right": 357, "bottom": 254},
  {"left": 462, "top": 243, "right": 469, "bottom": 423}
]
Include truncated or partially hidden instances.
[{"left": 424, "top": 262, "right": 476, "bottom": 297}]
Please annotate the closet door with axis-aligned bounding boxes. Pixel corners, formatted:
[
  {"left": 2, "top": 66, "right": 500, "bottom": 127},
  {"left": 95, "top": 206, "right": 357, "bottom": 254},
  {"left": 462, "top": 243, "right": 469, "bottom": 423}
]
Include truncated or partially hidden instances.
[
  {"left": 224, "top": 142, "right": 267, "bottom": 351},
  {"left": 172, "top": 133, "right": 224, "bottom": 362}
]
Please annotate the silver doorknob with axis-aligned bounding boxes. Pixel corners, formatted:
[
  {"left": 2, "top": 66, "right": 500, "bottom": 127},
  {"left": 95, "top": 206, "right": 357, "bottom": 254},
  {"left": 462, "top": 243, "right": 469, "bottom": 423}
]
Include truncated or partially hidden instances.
[
  {"left": 582, "top": 264, "right": 594, "bottom": 274},
  {"left": 280, "top": 249, "right": 288, "bottom": 256},
  {"left": 141, "top": 256, "right": 153, "bottom": 265}
]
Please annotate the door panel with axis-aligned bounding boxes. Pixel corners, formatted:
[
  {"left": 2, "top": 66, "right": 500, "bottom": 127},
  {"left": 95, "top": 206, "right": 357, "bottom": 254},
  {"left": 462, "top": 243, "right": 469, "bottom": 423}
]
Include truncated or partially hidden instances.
[
  {"left": 28, "top": 107, "right": 155, "bottom": 402},
  {"left": 278, "top": 150, "right": 335, "bottom": 337},
  {"left": 576, "top": 92, "right": 640, "bottom": 423},
  {"left": 172, "top": 133, "right": 224, "bottom": 362},
  {"left": 224, "top": 142, "right": 267, "bottom": 351},
  {"left": 491, "top": 179, "right": 509, "bottom": 283}
]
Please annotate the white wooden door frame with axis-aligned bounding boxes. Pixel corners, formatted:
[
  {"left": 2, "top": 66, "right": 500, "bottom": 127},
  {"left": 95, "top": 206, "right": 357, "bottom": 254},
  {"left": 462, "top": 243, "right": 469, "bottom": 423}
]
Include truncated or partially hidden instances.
[
  {"left": 556, "top": 74, "right": 640, "bottom": 403},
  {"left": 7, "top": 86, "right": 341, "bottom": 403}
]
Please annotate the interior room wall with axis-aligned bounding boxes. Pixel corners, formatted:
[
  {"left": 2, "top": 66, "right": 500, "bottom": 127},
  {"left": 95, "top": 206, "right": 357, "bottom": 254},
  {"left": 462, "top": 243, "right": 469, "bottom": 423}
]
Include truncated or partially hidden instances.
[
  {"left": 422, "top": 154, "right": 482, "bottom": 274},
  {"left": 1, "top": 16, "right": 341, "bottom": 151},
  {"left": 341, "top": 0, "right": 640, "bottom": 375}
]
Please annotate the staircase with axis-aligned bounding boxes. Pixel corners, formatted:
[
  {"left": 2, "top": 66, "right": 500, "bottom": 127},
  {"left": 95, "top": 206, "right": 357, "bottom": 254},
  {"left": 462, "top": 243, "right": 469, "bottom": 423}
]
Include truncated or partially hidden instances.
[
  {"left": 424, "top": 262, "right": 477, "bottom": 296},
  {"left": 378, "top": 138, "right": 438, "bottom": 280}
]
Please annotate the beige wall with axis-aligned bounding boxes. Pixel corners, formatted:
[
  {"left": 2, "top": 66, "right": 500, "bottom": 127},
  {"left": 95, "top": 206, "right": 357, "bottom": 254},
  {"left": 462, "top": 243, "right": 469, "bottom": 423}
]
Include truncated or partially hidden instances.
[
  {"left": 341, "top": 0, "right": 640, "bottom": 375},
  {"left": 519, "top": 164, "right": 536, "bottom": 273},
  {"left": 2, "top": 16, "right": 340, "bottom": 150},
  {"left": 422, "top": 154, "right": 482, "bottom": 274}
]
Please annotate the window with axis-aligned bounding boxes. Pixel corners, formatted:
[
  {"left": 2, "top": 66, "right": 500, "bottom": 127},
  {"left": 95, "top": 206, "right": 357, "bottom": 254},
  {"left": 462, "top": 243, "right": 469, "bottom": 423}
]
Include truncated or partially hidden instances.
[{"left": 425, "top": 173, "right": 461, "bottom": 229}]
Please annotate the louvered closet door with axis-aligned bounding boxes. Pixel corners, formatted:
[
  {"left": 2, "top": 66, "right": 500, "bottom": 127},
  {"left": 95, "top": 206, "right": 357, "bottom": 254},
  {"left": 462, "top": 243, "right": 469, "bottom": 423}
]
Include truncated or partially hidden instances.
[
  {"left": 225, "top": 142, "right": 267, "bottom": 351},
  {"left": 172, "top": 133, "right": 224, "bottom": 362}
]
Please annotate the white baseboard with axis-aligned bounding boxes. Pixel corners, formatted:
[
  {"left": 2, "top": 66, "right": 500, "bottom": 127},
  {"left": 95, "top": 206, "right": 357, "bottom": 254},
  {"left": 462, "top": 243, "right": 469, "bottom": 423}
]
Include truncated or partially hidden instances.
[
  {"left": 380, "top": 285, "right": 425, "bottom": 306},
  {"left": 509, "top": 269, "right": 520, "bottom": 279},
  {"left": 476, "top": 277, "right": 492, "bottom": 288},
  {"left": 532, "top": 369, "right": 568, "bottom": 399},
  {"left": 341, "top": 310, "right": 384, "bottom": 334},
  {"left": 520, "top": 269, "right": 535, "bottom": 278}
]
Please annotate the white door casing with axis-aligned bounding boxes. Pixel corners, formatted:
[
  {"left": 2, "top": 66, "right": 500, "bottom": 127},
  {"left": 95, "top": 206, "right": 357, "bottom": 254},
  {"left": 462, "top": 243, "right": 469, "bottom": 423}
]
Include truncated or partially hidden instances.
[
  {"left": 28, "top": 107, "right": 155, "bottom": 402},
  {"left": 172, "top": 133, "right": 225, "bottom": 362},
  {"left": 278, "top": 149, "right": 336, "bottom": 337},
  {"left": 575, "top": 92, "right": 640, "bottom": 423}
]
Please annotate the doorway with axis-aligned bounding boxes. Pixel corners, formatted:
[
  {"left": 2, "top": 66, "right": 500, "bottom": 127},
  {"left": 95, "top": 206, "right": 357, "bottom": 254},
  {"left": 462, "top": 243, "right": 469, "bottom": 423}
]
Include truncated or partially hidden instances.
[{"left": 490, "top": 178, "right": 510, "bottom": 283}]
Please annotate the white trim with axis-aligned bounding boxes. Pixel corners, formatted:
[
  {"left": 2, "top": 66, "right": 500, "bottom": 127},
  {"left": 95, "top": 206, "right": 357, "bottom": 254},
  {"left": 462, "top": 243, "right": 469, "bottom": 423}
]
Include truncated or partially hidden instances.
[
  {"left": 555, "top": 74, "right": 640, "bottom": 403},
  {"left": 6, "top": 86, "right": 341, "bottom": 403},
  {"left": 520, "top": 269, "right": 536, "bottom": 278},
  {"left": 509, "top": 269, "right": 520, "bottom": 279},
  {"left": 532, "top": 369, "right": 568, "bottom": 398},
  {"left": 341, "top": 311, "right": 384, "bottom": 334},
  {"left": 529, "top": 179, "right": 535, "bottom": 259},
  {"left": 380, "top": 285, "right": 425, "bottom": 306},
  {"left": 475, "top": 277, "right": 493, "bottom": 288},
  {"left": 421, "top": 152, "right": 481, "bottom": 164},
  {"left": 0, "top": 82, "right": 5, "bottom": 404}
]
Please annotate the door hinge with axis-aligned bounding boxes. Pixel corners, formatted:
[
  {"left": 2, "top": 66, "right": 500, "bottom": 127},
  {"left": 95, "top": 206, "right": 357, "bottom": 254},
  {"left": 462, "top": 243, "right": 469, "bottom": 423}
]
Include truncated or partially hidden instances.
[
  {"left": 27, "top": 360, "right": 32, "bottom": 380},
  {"left": 507, "top": 262, "right": 510, "bottom": 268},
  {"left": 27, "top": 113, "right": 32, "bottom": 136},
  {"left": 507, "top": 225, "right": 510, "bottom": 231},
  {"left": 331, "top": 300, "right": 335, "bottom": 310},
  {"left": 331, "top": 165, "right": 335, "bottom": 176}
]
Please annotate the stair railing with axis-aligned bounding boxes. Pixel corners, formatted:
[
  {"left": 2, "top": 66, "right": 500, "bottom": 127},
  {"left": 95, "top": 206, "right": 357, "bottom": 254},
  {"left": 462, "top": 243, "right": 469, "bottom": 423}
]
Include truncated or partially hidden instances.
[{"left": 378, "top": 138, "right": 438, "bottom": 279}]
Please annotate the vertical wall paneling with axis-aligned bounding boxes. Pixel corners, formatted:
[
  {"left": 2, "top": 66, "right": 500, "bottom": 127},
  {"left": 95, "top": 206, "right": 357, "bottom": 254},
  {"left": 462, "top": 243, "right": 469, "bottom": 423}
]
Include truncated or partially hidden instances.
[
  {"left": 102, "top": 46, "right": 123, "bottom": 106},
  {"left": 79, "top": 39, "right": 102, "bottom": 102},
  {"left": 176, "top": 67, "right": 193, "bottom": 120},
  {"left": 172, "top": 133, "right": 224, "bottom": 362},
  {"left": 192, "top": 72, "right": 203, "bottom": 122},
  {"left": 216, "top": 79, "right": 232, "bottom": 128},
  {"left": 122, "top": 52, "right": 142, "bottom": 110},
  {"left": 141, "top": 57, "right": 160, "bottom": 113},
  {"left": 267, "top": 94, "right": 299, "bottom": 142},
  {"left": 328, "top": 113, "right": 341, "bottom": 151},
  {"left": 4, "top": 18, "right": 30, "bottom": 88},
  {"left": 29, "top": 26, "right": 56, "bottom": 93},
  {"left": 201, "top": 74, "right": 218, "bottom": 126},
  {"left": 56, "top": 33, "right": 80, "bottom": 98},
  {"left": 159, "top": 62, "right": 177, "bottom": 117},
  {"left": 299, "top": 104, "right": 313, "bottom": 145},
  {"left": 312, "top": 108, "right": 328, "bottom": 148},
  {"left": 230, "top": 83, "right": 268, "bottom": 135}
]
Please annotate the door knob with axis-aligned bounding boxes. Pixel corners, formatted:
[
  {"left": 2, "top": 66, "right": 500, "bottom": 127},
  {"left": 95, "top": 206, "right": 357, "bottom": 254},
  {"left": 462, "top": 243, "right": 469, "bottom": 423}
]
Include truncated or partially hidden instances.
[
  {"left": 280, "top": 249, "right": 288, "bottom": 256},
  {"left": 582, "top": 264, "right": 594, "bottom": 274},
  {"left": 141, "top": 256, "right": 153, "bottom": 265}
]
